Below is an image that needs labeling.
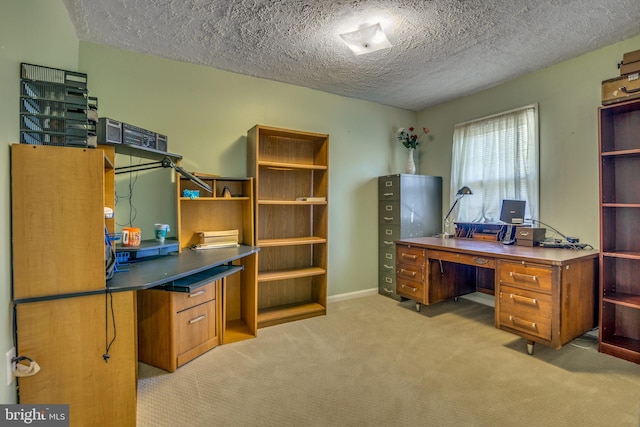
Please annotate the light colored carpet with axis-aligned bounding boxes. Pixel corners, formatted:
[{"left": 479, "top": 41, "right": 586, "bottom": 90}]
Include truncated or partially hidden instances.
[{"left": 137, "top": 294, "right": 640, "bottom": 426}]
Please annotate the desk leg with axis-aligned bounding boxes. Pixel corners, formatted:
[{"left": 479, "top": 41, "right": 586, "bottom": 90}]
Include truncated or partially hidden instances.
[
  {"left": 527, "top": 340, "right": 535, "bottom": 355},
  {"left": 416, "top": 303, "right": 421, "bottom": 312}
]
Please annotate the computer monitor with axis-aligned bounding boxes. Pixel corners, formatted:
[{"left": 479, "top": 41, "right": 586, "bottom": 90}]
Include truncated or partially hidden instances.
[{"left": 499, "top": 199, "right": 526, "bottom": 224}]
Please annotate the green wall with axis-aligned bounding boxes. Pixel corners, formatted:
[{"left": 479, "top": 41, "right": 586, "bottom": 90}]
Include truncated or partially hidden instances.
[
  {"left": 0, "top": 0, "right": 80, "bottom": 403},
  {"left": 78, "top": 43, "right": 415, "bottom": 302},
  {"left": 418, "top": 34, "right": 640, "bottom": 245}
]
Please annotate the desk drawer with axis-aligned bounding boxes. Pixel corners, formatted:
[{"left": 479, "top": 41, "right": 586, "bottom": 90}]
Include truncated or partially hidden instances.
[
  {"left": 176, "top": 299, "right": 217, "bottom": 356},
  {"left": 397, "top": 263, "right": 423, "bottom": 282},
  {"left": 498, "top": 262, "right": 552, "bottom": 291},
  {"left": 499, "top": 285, "right": 552, "bottom": 319},
  {"left": 396, "top": 245, "right": 424, "bottom": 266},
  {"left": 428, "top": 249, "right": 495, "bottom": 269},
  {"left": 498, "top": 308, "right": 551, "bottom": 341},
  {"left": 397, "top": 278, "right": 424, "bottom": 300},
  {"left": 173, "top": 281, "right": 216, "bottom": 313}
]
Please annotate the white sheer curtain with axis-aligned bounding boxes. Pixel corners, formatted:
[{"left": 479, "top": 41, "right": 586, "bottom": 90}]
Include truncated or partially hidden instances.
[{"left": 449, "top": 105, "right": 539, "bottom": 229}]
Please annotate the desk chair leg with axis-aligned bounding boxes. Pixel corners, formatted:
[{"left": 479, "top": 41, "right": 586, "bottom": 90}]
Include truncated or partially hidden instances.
[{"left": 526, "top": 340, "right": 535, "bottom": 355}]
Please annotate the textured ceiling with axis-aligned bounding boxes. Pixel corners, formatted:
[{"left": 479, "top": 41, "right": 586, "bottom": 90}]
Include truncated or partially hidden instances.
[{"left": 62, "top": 0, "right": 640, "bottom": 111}]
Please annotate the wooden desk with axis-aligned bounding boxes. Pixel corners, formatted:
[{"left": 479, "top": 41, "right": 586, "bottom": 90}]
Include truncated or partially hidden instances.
[{"left": 395, "top": 237, "right": 598, "bottom": 354}]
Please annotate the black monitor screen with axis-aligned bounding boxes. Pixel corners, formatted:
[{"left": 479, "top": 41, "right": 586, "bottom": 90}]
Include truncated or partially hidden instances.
[{"left": 500, "top": 199, "right": 526, "bottom": 224}]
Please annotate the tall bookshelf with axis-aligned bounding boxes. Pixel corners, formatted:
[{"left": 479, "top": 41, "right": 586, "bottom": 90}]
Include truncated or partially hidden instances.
[
  {"left": 598, "top": 99, "right": 640, "bottom": 363},
  {"left": 247, "top": 125, "right": 329, "bottom": 328}
]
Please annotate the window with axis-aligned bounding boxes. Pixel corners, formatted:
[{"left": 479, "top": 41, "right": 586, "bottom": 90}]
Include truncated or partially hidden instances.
[{"left": 449, "top": 104, "right": 539, "bottom": 228}]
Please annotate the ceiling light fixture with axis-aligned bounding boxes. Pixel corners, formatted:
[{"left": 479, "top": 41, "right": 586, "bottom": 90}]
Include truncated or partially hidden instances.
[{"left": 339, "top": 23, "right": 392, "bottom": 56}]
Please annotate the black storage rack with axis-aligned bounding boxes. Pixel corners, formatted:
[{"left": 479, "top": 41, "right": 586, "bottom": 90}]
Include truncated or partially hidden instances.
[{"left": 19, "top": 63, "right": 94, "bottom": 147}]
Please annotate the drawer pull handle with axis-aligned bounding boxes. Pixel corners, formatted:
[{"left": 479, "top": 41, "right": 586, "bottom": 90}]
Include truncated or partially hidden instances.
[
  {"left": 510, "top": 293, "right": 537, "bottom": 306},
  {"left": 383, "top": 264, "right": 393, "bottom": 270},
  {"left": 401, "top": 253, "right": 417, "bottom": 260},
  {"left": 189, "top": 290, "right": 206, "bottom": 298},
  {"left": 383, "top": 216, "right": 394, "bottom": 222},
  {"left": 189, "top": 314, "right": 206, "bottom": 324},
  {"left": 510, "top": 272, "right": 537, "bottom": 282},
  {"left": 384, "top": 240, "right": 394, "bottom": 246},
  {"left": 474, "top": 257, "right": 489, "bottom": 265},
  {"left": 509, "top": 315, "right": 536, "bottom": 330},
  {"left": 383, "top": 287, "right": 394, "bottom": 294},
  {"left": 383, "top": 192, "right": 394, "bottom": 197},
  {"left": 400, "top": 268, "right": 416, "bottom": 277},
  {"left": 401, "top": 284, "right": 417, "bottom": 292}
]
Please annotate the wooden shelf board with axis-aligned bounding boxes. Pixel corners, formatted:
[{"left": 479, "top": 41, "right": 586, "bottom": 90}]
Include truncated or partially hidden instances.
[
  {"left": 601, "top": 148, "right": 640, "bottom": 157},
  {"left": 258, "top": 267, "right": 326, "bottom": 282},
  {"left": 258, "top": 237, "right": 326, "bottom": 247},
  {"left": 602, "top": 251, "right": 640, "bottom": 260},
  {"left": 180, "top": 197, "right": 250, "bottom": 201},
  {"left": 257, "top": 302, "right": 326, "bottom": 328},
  {"left": 258, "top": 199, "right": 327, "bottom": 205},
  {"left": 223, "top": 319, "right": 256, "bottom": 344},
  {"left": 259, "top": 160, "right": 327, "bottom": 170},
  {"left": 603, "top": 293, "right": 640, "bottom": 309},
  {"left": 601, "top": 203, "right": 640, "bottom": 208},
  {"left": 600, "top": 337, "right": 640, "bottom": 362}
]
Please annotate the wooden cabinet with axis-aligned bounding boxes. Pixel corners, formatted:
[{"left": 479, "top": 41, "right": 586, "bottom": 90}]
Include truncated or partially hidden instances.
[
  {"left": 247, "top": 125, "right": 329, "bottom": 328},
  {"left": 598, "top": 99, "right": 640, "bottom": 363},
  {"left": 11, "top": 144, "right": 137, "bottom": 426},
  {"left": 176, "top": 175, "right": 257, "bottom": 343},
  {"left": 396, "top": 244, "right": 426, "bottom": 302},
  {"left": 496, "top": 258, "right": 596, "bottom": 353},
  {"left": 378, "top": 175, "right": 442, "bottom": 300},
  {"left": 137, "top": 279, "right": 219, "bottom": 372},
  {"left": 11, "top": 144, "right": 107, "bottom": 299}
]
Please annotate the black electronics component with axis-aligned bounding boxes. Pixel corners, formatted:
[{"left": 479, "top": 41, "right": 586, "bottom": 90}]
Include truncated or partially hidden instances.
[
  {"left": 122, "top": 122, "right": 168, "bottom": 151},
  {"left": 97, "top": 118, "right": 123, "bottom": 144}
]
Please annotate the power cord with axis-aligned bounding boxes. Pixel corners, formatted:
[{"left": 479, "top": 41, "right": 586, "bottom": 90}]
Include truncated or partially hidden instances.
[
  {"left": 527, "top": 218, "right": 594, "bottom": 250},
  {"left": 103, "top": 290, "right": 117, "bottom": 362}
]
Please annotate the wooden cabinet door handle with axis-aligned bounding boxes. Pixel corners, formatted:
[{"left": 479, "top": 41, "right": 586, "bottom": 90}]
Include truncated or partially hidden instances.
[
  {"left": 401, "top": 283, "right": 417, "bottom": 292},
  {"left": 189, "top": 290, "right": 206, "bottom": 298},
  {"left": 510, "top": 271, "right": 537, "bottom": 282},
  {"left": 189, "top": 314, "right": 206, "bottom": 324},
  {"left": 510, "top": 293, "right": 537, "bottom": 306}
]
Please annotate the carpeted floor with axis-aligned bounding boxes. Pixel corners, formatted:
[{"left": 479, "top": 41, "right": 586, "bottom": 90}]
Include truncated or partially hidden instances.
[{"left": 137, "top": 294, "right": 640, "bottom": 426}]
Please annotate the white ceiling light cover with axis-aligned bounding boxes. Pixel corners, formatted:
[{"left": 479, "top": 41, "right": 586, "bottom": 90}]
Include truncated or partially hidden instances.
[{"left": 339, "top": 23, "right": 392, "bottom": 56}]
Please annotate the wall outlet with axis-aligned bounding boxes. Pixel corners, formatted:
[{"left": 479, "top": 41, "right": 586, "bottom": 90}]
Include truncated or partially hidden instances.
[{"left": 6, "top": 347, "right": 15, "bottom": 386}]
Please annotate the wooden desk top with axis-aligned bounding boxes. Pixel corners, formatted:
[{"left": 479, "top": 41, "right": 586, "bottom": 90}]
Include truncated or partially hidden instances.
[{"left": 396, "top": 236, "right": 599, "bottom": 266}]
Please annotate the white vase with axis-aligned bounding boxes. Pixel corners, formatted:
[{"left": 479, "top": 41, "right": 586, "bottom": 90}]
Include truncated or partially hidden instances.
[{"left": 406, "top": 148, "right": 416, "bottom": 174}]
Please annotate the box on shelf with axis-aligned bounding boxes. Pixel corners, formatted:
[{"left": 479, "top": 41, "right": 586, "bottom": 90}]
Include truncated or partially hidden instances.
[
  {"left": 515, "top": 227, "right": 546, "bottom": 247},
  {"left": 195, "top": 229, "right": 239, "bottom": 249},
  {"left": 602, "top": 73, "right": 640, "bottom": 105}
]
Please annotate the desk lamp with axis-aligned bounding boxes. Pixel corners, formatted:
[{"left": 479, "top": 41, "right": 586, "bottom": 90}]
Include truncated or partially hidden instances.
[{"left": 442, "top": 186, "right": 472, "bottom": 237}]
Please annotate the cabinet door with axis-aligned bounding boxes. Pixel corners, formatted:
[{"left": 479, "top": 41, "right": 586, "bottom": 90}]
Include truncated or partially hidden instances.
[
  {"left": 12, "top": 144, "right": 105, "bottom": 299},
  {"left": 16, "top": 292, "right": 137, "bottom": 426}
]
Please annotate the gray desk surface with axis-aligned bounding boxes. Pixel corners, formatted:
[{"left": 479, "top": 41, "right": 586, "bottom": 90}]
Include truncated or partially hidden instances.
[{"left": 13, "top": 245, "right": 259, "bottom": 304}]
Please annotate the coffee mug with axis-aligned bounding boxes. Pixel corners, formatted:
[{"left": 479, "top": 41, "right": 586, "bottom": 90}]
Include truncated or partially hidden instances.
[
  {"left": 122, "top": 227, "right": 141, "bottom": 247},
  {"left": 154, "top": 224, "right": 170, "bottom": 243}
]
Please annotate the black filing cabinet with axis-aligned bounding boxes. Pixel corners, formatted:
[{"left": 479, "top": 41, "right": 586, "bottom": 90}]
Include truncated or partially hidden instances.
[{"left": 378, "top": 174, "right": 442, "bottom": 300}]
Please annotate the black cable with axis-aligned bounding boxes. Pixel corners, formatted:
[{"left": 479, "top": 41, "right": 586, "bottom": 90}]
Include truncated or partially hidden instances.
[
  {"left": 103, "top": 290, "right": 117, "bottom": 362},
  {"left": 527, "top": 218, "right": 593, "bottom": 250}
]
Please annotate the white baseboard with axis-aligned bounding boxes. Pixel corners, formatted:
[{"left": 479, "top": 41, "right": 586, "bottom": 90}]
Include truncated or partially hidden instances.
[{"left": 328, "top": 287, "right": 378, "bottom": 303}]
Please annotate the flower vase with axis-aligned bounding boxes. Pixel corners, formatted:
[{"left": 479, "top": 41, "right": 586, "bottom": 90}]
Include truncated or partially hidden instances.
[{"left": 406, "top": 148, "right": 416, "bottom": 174}]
